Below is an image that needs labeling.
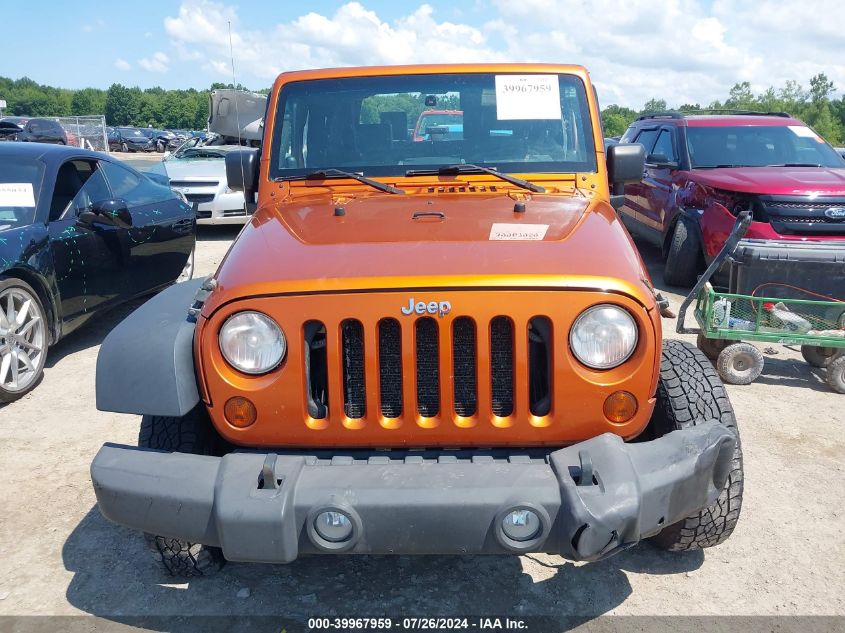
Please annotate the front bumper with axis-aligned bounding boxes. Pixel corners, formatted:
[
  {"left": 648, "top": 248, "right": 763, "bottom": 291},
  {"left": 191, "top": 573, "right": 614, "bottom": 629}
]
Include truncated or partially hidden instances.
[{"left": 91, "top": 421, "right": 735, "bottom": 563}]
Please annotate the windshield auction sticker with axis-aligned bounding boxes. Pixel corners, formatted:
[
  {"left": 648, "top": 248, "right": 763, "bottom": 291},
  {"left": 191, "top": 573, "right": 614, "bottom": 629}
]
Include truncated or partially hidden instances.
[
  {"left": 0, "top": 183, "right": 36, "bottom": 207},
  {"left": 495, "top": 75, "right": 560, "bottom": 120},
  {"left": 788, "top": 125, "right": 823, "bottom": 142},
  {"left": 489, "top": 223, "right": 549, "bottom": 240}
]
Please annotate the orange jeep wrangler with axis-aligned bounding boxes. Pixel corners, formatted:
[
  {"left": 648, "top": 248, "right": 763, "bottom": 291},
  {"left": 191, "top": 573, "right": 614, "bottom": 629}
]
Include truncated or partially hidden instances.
[{"left": 92, "top": 64, "right": 742, "bottom": 577}]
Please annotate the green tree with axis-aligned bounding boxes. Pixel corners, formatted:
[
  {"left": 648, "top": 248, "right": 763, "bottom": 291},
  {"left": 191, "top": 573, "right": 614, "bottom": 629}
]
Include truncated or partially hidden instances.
[{"left": 641, "top": 98, "right": 668, "bottom": 114}]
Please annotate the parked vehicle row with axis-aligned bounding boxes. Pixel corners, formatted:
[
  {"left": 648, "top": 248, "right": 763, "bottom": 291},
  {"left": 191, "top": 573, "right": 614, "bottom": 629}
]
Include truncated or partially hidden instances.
[{"left": 0, "top": 116, "right": 68, "bottom": 145}]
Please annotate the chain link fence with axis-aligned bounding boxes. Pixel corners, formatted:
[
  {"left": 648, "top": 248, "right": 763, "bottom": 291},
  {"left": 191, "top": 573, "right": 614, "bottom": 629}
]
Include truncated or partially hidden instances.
[{"left": 54, "top": 116, "right": 109, "bottom": 152}]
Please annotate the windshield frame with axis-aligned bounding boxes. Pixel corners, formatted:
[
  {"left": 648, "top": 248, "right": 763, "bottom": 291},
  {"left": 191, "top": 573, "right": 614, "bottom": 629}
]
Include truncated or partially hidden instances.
[{"left": 268, "top": 72, "right": 598, "bottom": 181}]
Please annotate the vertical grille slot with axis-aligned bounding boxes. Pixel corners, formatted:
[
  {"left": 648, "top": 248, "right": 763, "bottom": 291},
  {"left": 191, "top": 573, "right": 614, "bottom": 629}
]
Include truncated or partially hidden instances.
[
  {"left": 303, "top": 320, "right": 328, "bottom": 419},
  {"left": 490, "top": 317, "right": 514, "bottom": 417},
  {"left": 341, "top": 319, "right": 366, "bottom": 419},
  {"left": 528, "top": 317, "right": 552, "bottom": 417},
  {"left": 415, "top": 317, "right": 440, "bottom": 417},
  {"left": 378, "top": 318, "right": 403, "bottom": 418},
  {"left": 452, "top": 317, "right": 477, "bottom": 417}
]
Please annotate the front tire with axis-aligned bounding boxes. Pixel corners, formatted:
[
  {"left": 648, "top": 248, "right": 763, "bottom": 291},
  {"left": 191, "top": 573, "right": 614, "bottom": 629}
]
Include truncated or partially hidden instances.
[
  {"left": 138, "top": 406, "right": 225, "bottom": 577},
  {"left": 0, "top": 278, "right": 48, "bottom": 403},
  {"left": 663, "top": 217, "right": 702, "bottom": 287},
  {"left": 648, "top": 340, "right": 743, "bottom": 551}
]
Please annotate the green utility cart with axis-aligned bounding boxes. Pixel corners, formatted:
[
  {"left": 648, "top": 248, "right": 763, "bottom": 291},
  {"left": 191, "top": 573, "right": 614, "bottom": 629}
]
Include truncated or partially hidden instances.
[{"left": 677, "top": 212, "right": 845, "bottom": 393}]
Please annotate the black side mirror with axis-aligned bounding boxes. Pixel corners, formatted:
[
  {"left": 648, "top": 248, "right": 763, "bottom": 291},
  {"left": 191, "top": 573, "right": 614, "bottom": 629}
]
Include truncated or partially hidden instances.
[
  {"left": 83, "top": 199, "right": 132, "bottom": 229},
  {"left": 646, "top": 153, "right": 679, "bottom": 170},
  {"left": 607, "top": 143, "right": 646, "bottom": 192},
  {"left": 225, "top": 149, "right": 259, "bottom": 197}
]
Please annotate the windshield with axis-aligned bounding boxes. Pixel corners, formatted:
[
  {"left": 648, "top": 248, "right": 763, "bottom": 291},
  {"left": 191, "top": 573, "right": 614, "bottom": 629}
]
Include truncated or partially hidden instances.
[
  {"left": 119, "top": 128, "right": 145, "bottom": 137},
  {"left": 172, "top": 147, "right": 232, "bottom": 160},
  {"left": 270, "top": 73, "right": 597, "bottom": 179},
  {"left": 687, "top": 125, "right": 845, "bottom": 168},
  {"left": 0, "top": 157, "right": 43, "bottom": 230}
]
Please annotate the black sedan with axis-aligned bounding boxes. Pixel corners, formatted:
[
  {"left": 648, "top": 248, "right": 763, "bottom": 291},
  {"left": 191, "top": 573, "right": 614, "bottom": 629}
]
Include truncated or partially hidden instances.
[
  {"left": 109, "top": 128, "right": 154, "bottom": 153},
  {"left": 0, "top": 142, "right": 195, "bottom": 402}
]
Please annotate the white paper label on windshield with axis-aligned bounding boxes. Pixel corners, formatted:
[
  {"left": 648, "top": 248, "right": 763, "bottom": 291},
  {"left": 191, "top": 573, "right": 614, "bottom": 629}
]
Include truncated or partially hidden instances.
[
  {"left": 489, "top": 223, "right": 549, "bottom": 241},
  {"left": 788, "top": 125, "right": 821, "bottom": 141},
  {"left": 495, "top": 75, "right": 560, "bottom": 120},
  {"left": 0, "top": 183, "right": 36, "bottom": 207}
]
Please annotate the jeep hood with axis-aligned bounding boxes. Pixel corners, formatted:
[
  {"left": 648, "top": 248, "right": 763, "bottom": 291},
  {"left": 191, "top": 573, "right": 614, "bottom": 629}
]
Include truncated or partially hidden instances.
[
  {"left": 691, "top": 166, "right": 845, "bottom": 196},
  {"left": 205, "top": 191, "right": 655, "bottom": 313}
]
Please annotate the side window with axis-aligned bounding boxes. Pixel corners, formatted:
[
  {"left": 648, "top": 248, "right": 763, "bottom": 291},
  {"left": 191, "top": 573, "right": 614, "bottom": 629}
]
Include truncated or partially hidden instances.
[
  {"left": 620, "top": 127, "right": 637, "bottom": 143},
  {"left": 633, "top": 129, "right": 659, "bottom": 153},
  {"left": 29, "top": 121, "right": 42, "bottom": 134},
  {"left": 50, "top": 160, "right": 110, "bottom": 221},
  {"left": 99, "top": 160, "right": 170, "bottom": 206},
  {"left": 651, "top": 129, "right": 676, "bottom": 161}
]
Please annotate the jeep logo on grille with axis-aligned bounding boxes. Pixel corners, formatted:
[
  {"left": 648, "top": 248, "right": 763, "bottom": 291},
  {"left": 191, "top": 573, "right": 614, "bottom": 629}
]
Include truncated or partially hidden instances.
[
  {"left": 401, "top": 298, "right": 451, "bottom": 317},
  {"left": 825, "top": 207, "right": 845, "bottom": 220}
]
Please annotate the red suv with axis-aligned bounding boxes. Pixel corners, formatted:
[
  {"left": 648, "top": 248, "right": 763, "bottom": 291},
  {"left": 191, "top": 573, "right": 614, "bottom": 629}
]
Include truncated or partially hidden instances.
[{"left": 618, "top": 112, "right": 845, "bottom": 285}]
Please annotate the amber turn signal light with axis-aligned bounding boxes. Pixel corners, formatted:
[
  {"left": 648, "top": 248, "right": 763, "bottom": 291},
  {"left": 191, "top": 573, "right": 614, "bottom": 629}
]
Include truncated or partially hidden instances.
[
  {"left": 603, "top": 391, "right": 638, "bottom": 423},
  {"left": 224, "top": 397, "right": 258, "bottom": 428}
]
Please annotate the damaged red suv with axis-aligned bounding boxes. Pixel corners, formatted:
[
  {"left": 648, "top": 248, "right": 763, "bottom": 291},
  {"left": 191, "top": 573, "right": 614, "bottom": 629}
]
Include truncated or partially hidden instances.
[{"left": 618, "top": 112, "right": 845, "bottom": 286}]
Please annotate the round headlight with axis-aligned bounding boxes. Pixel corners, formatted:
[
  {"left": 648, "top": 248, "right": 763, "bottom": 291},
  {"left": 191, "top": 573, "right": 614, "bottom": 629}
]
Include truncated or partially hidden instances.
[
  {"left": 219, "top": 311, "right": 286, "bottom": 374},
  {"left": 570, "top": 304, "right": 638, "bottom": 370}
]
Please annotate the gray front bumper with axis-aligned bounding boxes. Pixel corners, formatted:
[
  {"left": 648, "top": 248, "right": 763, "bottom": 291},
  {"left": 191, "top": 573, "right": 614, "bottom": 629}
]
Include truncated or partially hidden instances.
[{"left": 91, "top": 422, "right": 735, "bottom": 563}]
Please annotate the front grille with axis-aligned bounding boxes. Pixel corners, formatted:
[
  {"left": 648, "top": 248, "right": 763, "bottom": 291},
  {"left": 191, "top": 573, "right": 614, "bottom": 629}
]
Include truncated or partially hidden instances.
[
  {"left": 452, "top": 317, "right": 477, "bottom": 417},
  {"left": 301, "top": 313, "right": 554, "bottom": 426},
  {"left": 490, "top": 317, "right": 514, "bottom": 417},
  {"left": 759, "top": 196, "right": 845, "bottom": 236},
  {"left": 378, "top": 319, "right": 403, "bottom": 418},
  {"left": 185, "top": 193, "right": 215, "bottom": 204},
  {"left": 341, "top": 320, "right": 366, "bottom": 419},
  {"left": 170, "top": 180, "right": 220, "bottom": 188},
  {"left": 415, "top": 318, "right": 440, "bottom": 417}
]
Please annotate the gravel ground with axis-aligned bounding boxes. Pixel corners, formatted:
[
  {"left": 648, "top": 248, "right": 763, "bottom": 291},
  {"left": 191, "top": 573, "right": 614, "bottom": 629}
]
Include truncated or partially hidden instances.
[{"left": 0, "top": 167, "right": 843, "bottom": 626}]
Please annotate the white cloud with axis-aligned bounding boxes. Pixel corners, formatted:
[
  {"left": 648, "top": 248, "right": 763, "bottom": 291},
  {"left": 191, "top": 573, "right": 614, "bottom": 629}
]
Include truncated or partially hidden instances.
[
  {"left": 113, "top": 58, "right": 131, "bottom": 71},
  {"left": 162, "top": 0, "right": 845, "bottom": 108},
  {"left": 138, "top": 51, "right": 170, "bottom": 73}
]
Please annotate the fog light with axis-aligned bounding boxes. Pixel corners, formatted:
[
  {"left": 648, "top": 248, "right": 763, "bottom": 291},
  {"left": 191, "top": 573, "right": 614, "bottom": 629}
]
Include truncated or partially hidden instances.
[
  {"left": 224, "top": 397, "right": 257, "bottom": 428},
  {"left": 603, "top": 391, "right": 638, "bottom": 423},
  {"left": 314, "top": 511, "right": 353, "bottom": 542},
  {"left": 501, "top": 509, "right": 541, "bottom": 542}
]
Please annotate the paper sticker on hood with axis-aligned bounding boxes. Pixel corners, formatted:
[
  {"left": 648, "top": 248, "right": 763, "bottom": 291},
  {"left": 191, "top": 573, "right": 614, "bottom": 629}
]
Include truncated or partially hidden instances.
[{"left": 489, "top": 223, "right": 549, "bottom": 240}]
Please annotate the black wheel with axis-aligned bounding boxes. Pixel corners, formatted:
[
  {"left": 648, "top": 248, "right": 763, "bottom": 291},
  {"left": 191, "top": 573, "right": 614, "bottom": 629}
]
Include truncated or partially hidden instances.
[
  {"left": 0, "top": 277, "right": 48, "bottom": 403},
  {"left": 648, "top": 340, "right": 743, "bottom": 551},
  {"left": 801, "top": 345, "right": 838, "bottom": 369},
  {"left": 827, "top": 354, "right": 845, "bottom": 394},
  {"left": 696, "top": 334, "right": 729, "bottom": 361},
  {"left": 138, "top": 406, "right": 226, "bottom": 577},
  {"left": 663, "top": 217, "right": 702, "bottom": 287}
]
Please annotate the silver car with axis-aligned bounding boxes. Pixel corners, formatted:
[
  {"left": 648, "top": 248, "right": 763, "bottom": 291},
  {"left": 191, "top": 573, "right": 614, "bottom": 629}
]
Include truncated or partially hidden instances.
[{"left": 160, "top": 141, "right": 252, "bottom": 225}]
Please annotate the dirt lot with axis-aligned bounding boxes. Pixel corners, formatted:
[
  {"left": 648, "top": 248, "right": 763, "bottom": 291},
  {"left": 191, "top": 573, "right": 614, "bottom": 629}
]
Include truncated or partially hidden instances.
[{"left": 0, "top": 169, "right": 843, "bottom": 626}]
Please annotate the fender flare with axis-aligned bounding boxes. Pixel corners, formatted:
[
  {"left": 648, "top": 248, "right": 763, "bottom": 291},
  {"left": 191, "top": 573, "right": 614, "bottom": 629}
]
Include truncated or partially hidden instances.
[{"left": 96, "top": 279, "right": 204, "bottom": 417}]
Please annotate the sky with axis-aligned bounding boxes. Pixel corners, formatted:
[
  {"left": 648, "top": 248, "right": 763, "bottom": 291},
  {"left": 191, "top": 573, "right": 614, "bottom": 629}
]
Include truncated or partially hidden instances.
[{"left": 1, "top": 0, "right": 844, "bottom": 109}]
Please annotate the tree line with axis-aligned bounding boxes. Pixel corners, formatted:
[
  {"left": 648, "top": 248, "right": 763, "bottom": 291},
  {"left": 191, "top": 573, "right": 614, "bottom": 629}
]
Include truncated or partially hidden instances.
[
  {"left": 1, "top": 73, "right": 843, "bottom": 143},
  {"left": 601, "top": 73, "right": 845, "bottom": 145},
  {"left": 0, "top": 77, "right": 266, "bottom": 130}
]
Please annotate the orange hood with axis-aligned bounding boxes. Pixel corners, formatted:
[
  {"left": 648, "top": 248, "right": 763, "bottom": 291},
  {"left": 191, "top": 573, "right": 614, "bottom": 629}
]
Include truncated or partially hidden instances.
[{"left": 203, "top": 191, "right": 655, "bottom": 316}]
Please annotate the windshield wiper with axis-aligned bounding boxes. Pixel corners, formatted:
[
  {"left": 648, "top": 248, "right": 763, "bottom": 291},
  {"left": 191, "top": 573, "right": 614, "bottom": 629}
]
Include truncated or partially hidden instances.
[
  {"left": 275, "top": 169, "right": 404, "bottom": 194},
  {"left": 405, "top": 164, "right": 545, "bottom": 193},
  {"left": 765, "top": 163, "right": 822, "bottom": 168}
]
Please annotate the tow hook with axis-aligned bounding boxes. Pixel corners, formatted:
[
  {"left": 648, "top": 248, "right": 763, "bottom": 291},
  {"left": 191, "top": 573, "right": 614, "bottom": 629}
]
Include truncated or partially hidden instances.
[{"left": 656, "top": 291, "right": 676, "bottom": 318}]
